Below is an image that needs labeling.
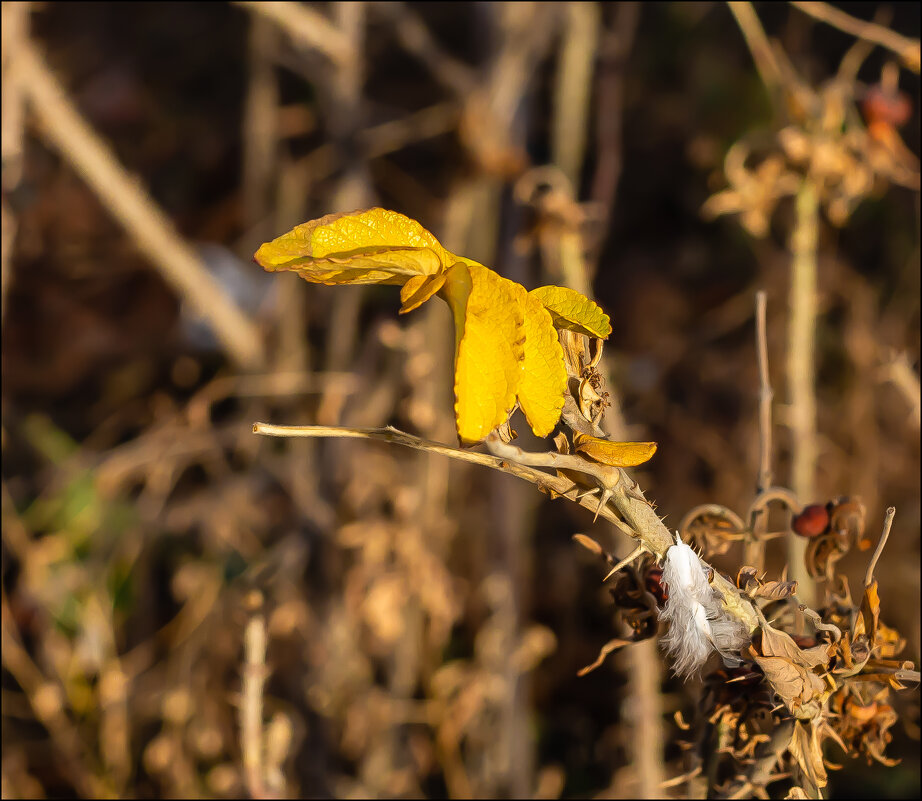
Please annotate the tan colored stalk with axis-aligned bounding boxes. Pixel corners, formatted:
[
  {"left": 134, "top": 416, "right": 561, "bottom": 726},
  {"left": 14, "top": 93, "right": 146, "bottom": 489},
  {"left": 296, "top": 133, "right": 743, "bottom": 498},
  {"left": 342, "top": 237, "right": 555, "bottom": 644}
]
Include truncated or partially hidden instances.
[
  {"left": 787, "top": 180, "right": 819, "bottom": 607},
  {"left": 551, "top": 2, "right": 599, "bottom": 190},
  {"left": 745, "top": 291, "right": 773, "bottom": 572},
  {"left": 241, "top": 591, "right": 269, "bottom": 799}
]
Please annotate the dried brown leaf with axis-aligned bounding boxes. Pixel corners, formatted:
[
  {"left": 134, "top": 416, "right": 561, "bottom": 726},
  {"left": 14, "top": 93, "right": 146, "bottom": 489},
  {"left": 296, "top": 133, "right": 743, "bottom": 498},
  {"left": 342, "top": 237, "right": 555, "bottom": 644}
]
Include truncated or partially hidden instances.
[
  {"left": 737, "top": 566, "right": 759, "bottom": 590},
  {"left": 755, "top": 580, "right": 798, "bottom": 600},
  {"left": 859, "top": 580, "right": 880, "bottom": 644},
  {"left": 789, "top": 720, "right": 828, "bottom": 790},
  {"left": 753, "top": 652, "right": 826, "bottom": 714}
]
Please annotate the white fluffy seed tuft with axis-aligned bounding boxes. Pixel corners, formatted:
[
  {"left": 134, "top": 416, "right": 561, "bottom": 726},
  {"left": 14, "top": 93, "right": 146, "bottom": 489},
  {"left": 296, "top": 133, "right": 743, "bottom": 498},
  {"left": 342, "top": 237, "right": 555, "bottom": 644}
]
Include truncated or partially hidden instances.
[{"left": 658, "top": 539, "right": 749, "bottom": 679}]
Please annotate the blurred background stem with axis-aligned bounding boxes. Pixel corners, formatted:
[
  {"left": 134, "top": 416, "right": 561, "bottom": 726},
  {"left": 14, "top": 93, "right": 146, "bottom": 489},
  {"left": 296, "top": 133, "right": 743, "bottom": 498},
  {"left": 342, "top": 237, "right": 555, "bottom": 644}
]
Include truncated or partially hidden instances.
[{"left": 787, "top": 179, "right": 819, "bottom": 608}]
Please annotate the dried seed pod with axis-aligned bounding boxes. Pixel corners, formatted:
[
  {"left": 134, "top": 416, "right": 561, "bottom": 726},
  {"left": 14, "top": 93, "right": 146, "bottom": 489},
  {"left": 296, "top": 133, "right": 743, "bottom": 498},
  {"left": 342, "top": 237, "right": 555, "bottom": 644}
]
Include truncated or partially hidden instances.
[{"left": 827, "top": 496, "right": 866, "bottom": 547}]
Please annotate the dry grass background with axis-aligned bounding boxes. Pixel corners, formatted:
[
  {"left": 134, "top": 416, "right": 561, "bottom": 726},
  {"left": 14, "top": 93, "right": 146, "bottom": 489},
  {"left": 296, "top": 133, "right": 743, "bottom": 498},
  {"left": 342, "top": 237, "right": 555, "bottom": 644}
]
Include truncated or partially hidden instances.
[{"left": 1, "top": 2, "right": 919, "bottom": 798}]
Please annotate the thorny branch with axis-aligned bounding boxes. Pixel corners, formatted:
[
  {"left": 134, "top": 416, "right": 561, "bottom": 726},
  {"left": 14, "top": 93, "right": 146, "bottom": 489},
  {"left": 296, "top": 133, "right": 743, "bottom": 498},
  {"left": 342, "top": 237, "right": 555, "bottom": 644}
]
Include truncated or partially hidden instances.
[{"left": 253, "top": 406, "right": 759, "bottom": 634}]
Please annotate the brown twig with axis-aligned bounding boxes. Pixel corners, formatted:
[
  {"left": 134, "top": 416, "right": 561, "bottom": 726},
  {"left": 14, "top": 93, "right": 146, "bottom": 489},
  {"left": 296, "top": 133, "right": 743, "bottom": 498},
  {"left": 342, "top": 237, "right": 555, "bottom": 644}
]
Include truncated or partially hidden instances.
[
  {"left": 242, "top": 11, "right": 279, "bottom": 231},
  {"left": 727, "top": 2, "right": 783, "bottom": 96},
  {"left": 789, "top": 1, "right": 921, "bottom": 72},
  {"left": 552, "top": 2, "right": 600, "bottom": 190},
  {"left": 0, "top": 196, "right": 15, "bottom": 325},
  {"left": 377, "top": 1, "right": 476, "bottom": 97},
  {"left": 878, "top": 351, "right": 921, "bottom": 430},
  {"left": 17, "top": 39, "right": 265, "bottom": 369},
  {"left": 253, "top": 423, "right": 656, "bottom": 549},
  {"left": 0, "top": 1, "right": 30, "bottom": 324},
  {"left": 625, "top": 638, "right": 665, "bottom": 796},
  {"left": 0, "top": 1, "right": 28, "bottom": 191},
  {"left": 234, "top": 1, "right": 353, "bottom": 68},
  {"left": 590, "top": 2, "right": 640, "bottom": 226}
]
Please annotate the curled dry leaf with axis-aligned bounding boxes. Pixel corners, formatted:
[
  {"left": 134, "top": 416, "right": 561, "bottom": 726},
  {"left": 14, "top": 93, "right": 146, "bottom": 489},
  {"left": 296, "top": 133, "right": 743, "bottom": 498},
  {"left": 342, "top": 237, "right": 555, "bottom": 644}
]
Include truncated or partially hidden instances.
[
  {"left": 750, "top": 623, "right": 832, "bottom": 716},
  {"left": 789, "top": 721, "right": 828, "bottom": 792}
]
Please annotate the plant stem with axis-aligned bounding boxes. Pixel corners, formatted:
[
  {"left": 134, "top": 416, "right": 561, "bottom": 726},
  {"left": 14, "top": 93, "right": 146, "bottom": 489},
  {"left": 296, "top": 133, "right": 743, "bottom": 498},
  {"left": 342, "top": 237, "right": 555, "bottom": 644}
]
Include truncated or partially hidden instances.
[
  {"left": 745, "top": 291, "right": 773, "bottom": 571},
  {"left": 787, "top": 179, "right": 819, "bottom": 608}
]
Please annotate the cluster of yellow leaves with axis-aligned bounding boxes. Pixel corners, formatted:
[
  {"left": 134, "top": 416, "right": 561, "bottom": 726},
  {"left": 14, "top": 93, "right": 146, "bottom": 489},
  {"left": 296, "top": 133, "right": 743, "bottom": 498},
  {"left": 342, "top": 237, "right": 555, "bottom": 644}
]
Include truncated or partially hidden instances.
[{"left": 254, "top": 208, "right": 612, "bottom": 444}]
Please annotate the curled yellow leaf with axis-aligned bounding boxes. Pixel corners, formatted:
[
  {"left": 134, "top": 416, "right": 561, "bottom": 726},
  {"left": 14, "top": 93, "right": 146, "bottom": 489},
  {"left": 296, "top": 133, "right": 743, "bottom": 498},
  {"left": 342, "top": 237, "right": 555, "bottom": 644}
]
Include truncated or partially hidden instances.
[
  {"left": 254, "top": 207, "right": 452, "bottom": 283},
  {"left": 530, "top": 285, "right": 612, "bottom": 338},
  {"left": 573, "top": 433, "right": 657, "bottom": 467},
  {"left": 399, "top": 272, "right": 447, "bottom": 314}
]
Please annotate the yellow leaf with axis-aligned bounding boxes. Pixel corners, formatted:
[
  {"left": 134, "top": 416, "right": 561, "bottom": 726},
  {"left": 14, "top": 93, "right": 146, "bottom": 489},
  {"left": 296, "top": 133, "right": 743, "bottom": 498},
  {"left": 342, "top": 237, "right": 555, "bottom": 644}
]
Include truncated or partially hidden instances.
[
  {"left": 572, "top": 433, "right": 657, "bottom": 467},
  {"left": 518, "top": 293, "right": 567, "bottom": 437},
  {"left": 255, "top": 209, "right": 618, "bottom": 444},
  {"left": 530, "top": 285, "right": 612, "bottom": 338},
  {"left": 254, "top": 208, "right": 452, "bottom": 284},
  {"left": 399, "top": 272, "right": 447, "bottom": 314},
  {"left": 441, "top": 262, "right": 525, "bottom": 444}
]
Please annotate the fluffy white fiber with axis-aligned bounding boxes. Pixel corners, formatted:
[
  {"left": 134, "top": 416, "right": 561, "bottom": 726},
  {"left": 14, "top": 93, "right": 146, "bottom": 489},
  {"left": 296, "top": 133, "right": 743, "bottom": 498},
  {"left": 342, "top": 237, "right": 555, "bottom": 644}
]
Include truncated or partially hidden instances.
[{"left": 658, "top": 538, "right": 749, "bottom": 679}]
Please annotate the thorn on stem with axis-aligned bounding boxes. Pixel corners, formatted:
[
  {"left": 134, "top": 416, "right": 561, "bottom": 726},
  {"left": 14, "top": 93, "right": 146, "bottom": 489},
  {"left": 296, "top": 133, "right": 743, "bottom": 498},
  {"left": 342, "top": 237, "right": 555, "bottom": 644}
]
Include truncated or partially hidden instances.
[
  {"left": 603, "top": 544, "right": 646, "bottom": 581},
  {"left": 592, "top": 488, "right": 613, "bottom": 523}
]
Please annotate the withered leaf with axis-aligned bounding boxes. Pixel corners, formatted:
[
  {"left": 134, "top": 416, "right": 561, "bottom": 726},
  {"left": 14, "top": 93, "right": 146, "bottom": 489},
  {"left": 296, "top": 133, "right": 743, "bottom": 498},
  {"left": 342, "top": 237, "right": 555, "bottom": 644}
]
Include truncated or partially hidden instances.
[
  {"left": 737, "top": 565, "right": 759, "bottom": 591},
  {"left": 736, "top": 567, "right": 798, "bottom": 599},
  {"left": 875, "top": 622, "right": 907, "bottom": 660},
  {"left": 755, "top": 579, "right": 798, "bottom": 600},
  {"left": 753, "top": 654, "right": 826, "bottom": 713},
  {"left": 552, "top": 431, "right": 570, "bottom": 455},
  {"left": 859, "top": 580, "right": 880, "bottom": 645},
  {"left": 761, "top": 622, "right": 832, "bottom": 670},
  {"left": 789, "top": 720, "right": 828, "bottom": 790}
]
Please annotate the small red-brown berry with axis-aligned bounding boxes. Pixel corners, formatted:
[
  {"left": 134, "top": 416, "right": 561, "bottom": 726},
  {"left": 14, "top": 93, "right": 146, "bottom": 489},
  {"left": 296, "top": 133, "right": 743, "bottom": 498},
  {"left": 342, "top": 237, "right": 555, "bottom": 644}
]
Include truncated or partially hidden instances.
[
  {"left": 791, "top": 504, "right": 830, "bottom": 538},
  {"left": 862, "top": 86, "right": 912, "bottom": 129}
]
